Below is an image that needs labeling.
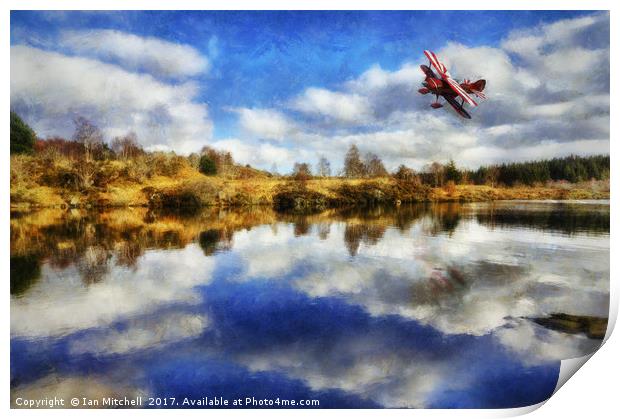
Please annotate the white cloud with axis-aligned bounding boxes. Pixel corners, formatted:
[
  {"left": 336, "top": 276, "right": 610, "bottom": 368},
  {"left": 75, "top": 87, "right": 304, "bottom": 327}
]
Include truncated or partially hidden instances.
[
  {"left": 502, "top": 13, "right": 605, "bottom": 58},
  {"left": 232, "top": 107, "right": 297, "bottom": 141},
  {"left": 292, "top": 87, "right": 372, "bottom": 123},
  {"left": 347, "top": 63, "right": 420, "bottom": 93},
  {"left": 10, "top": 45, "right": 212, "bottom": 154},
  {"left": 436, "top": 42, "right": 533, "bottom": 99},
  {"left": 211, "top": 138, "right": 302, "bottom": 169},
  {"left": 69, "top": 313, "right": 209, "bottom": 356},
  {"left": 496, "top": 319, "right": 602, "bottom": 365},
  {"left": 235, "top": 342, "right": 450, "bottom": 408},
  {"left": 287, "top": 113, "right": 480, "bottom": 172},
  {"left": 457, "top": 139, "right": 609, "bottom": 168},
  {"left": 501, "top": 12, "right": 609, "bottom": 95},
  {"left": 60, "top": 29, "right": 209, "bottom": 78}
]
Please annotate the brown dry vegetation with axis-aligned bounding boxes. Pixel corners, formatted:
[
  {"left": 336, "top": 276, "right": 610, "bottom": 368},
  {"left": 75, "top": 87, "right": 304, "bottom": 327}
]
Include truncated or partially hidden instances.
[{"left": 10, "top": 154, "right": 609, "bottom": 212}]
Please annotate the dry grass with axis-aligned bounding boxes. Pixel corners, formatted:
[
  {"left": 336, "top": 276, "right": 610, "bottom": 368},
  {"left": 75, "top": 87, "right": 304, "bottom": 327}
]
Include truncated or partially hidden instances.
[
  {"left": 429, "top": 183, "right": 609, "bottom": 202},
  {"left": 10, "top": 155, "right": 609, "bottom": 210}
]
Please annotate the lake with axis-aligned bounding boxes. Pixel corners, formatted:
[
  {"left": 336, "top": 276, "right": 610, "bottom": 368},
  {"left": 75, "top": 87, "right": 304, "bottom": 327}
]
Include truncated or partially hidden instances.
[{"left": 10, "top": 201, "right": 610, "bottom": 408}]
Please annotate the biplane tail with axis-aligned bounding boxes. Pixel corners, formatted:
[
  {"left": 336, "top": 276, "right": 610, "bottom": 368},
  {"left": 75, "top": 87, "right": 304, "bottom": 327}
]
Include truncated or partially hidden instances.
[
  {"left": 470, "top": 79, "right": 486, "bottom": 92},
  {"left": 463, "top": 79, "right": 487, "bottom": 99}
]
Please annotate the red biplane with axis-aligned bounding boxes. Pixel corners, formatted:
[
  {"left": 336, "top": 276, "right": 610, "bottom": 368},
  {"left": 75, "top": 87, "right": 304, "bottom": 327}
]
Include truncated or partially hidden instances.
[{"left": 418, "top": 50, "right": 486, "bottom": 119}]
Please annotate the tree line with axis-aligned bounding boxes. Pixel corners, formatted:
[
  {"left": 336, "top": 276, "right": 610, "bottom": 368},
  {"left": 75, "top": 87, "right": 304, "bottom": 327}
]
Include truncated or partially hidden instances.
[
  {"left": 466, "top": 155, "right": 610, "bottom": 186},
  {"left": 293, "top": 144, "right": 609, "bottom": 186},
  {"left": 11, "top": 112, "right": 610, "bottom": 186},
  {"left": 291, "top": 144, "right": 389, "bottom": 180}
]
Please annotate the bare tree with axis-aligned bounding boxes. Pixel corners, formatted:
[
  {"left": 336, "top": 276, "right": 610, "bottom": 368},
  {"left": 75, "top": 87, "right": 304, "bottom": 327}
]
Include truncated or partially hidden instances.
[
  {"left": 343, "top": 144, "right": 365, "bottom": 178},
  {"left": 364, "top": 152, "right": 388, "bottom": 178},
  {"left": 428, "top": 162, "right": 445, "bottom": 187},
  {"left": 72, "top": 116, "right": 104, "bottom": 161},
  {"left": 316, "top": 156, "right": 331, "bottom": 177},
  {"left": 111, "top": 131, "right": 143, "bottom": 160},
  {"left": 485, "top": 166, "right": 500, "bottom": 187}
]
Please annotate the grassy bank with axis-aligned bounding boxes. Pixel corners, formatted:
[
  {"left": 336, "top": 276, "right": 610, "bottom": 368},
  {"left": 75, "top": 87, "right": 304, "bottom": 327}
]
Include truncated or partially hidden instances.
[{"left": 10, "top": 154, "right": 609, "bottom": 212}]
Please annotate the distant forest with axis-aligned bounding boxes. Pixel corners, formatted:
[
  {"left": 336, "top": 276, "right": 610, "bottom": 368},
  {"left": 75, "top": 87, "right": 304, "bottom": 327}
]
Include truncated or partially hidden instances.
[
  {"left": 334, "top": 144, "right": 609, "bottom": 188},
  {"left": 464, "top": 154, "right": 610, "bottom": 187}
]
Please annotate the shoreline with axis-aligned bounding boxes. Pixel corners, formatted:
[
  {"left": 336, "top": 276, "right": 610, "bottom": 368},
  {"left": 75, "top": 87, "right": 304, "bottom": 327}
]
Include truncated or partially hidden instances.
[{"left": 10, "top": 179, "right": 610, "bottom": 213}]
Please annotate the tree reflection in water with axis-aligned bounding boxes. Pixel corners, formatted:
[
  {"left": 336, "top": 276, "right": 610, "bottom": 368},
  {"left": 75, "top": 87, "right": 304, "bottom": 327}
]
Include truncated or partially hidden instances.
[{"left": 10, "top": 202, "right": 610, "bottom": 293}]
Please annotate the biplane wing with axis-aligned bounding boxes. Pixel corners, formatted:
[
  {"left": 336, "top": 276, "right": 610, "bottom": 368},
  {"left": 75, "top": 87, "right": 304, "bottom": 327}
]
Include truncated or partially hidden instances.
[
  {"left": 443, "top": 94, "right": 472, "bottom": 119},
  {"left": 424, "top": 50, "right": 448, "bottom": 76},
  {"left": 420, "top": 64, "right": 437, "bottom": 79}
]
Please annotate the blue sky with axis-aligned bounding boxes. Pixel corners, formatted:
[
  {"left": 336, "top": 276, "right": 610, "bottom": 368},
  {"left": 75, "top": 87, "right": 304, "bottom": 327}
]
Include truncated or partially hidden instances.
[{"left": 10, "top": 11, "right": 609, "bottom": 171}]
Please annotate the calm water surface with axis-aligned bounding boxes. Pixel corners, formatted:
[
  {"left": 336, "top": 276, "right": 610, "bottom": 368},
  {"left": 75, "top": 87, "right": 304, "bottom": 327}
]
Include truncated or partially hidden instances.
[{"left": 10, "top": 201, "right": 610, "bottom": 408}]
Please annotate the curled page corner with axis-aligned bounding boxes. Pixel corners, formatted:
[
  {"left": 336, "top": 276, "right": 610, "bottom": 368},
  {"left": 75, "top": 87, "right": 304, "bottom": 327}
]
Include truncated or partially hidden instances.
[
  {"left": 553, "top": 305, "right": 617, "bottom": 396},
  {"left": 506, "top": 400, "right": 547, "bottom": 416},
  {"left": 514, "top": 354, "right": 595, "bottom": 417},
  {"left": 555, "top": 353, "right": 595, "bottom": 394}
]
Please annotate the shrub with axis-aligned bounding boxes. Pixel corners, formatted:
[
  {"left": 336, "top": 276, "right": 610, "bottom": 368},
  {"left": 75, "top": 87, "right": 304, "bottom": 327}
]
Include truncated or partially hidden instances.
[
  {"left": 35, "top": 137, "right": 86, "bottom": 160},
  {"left": 145, "top": 153, "right": 188, "bottom": 177},
  {"left": 393, "top": 165, "right": 418, "bottom": 182},
  {"left": 200, "top": 146, "right": 234, "bottom": 175},
  {"left": 291, "top": 162, "right": 312, "bottom": 182},
  {"left": 120, "top": 158, "right": 149, "bottom": 183},
  {"left": 273, "top": 184, "right": 328, "bottom": 213},
  {"left": 199, "top": 155, "right": 217, "bottom": 176}
]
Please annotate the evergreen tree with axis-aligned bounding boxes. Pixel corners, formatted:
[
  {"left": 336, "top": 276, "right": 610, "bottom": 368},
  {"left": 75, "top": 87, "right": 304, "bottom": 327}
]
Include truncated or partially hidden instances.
[
  {"left": 199, "top": 154, "right": 217, "bottom": 175},
  {"left": 10, "top": 112, "right": 36, "bottom": 154},
  {"left": 463, "top": 155, "right": 609, "bottom": 186},
  {"left": 444, "top": 159, "right": 462, "bottom": 183}
]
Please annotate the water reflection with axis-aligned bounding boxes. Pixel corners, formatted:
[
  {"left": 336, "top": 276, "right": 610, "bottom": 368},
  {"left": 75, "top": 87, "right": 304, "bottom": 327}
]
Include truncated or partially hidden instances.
[
  {"left": 472, "top": 201, "right": 610, "bottom": 235},
  {"left": 11, "top": 202, "right": 610, "bottom": 408},
  {"left": 10, "top": 255, "right": 41, "bottom": 296},
  {"left": 343, "top": 223, "right": 386, "bottom": 256}
]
